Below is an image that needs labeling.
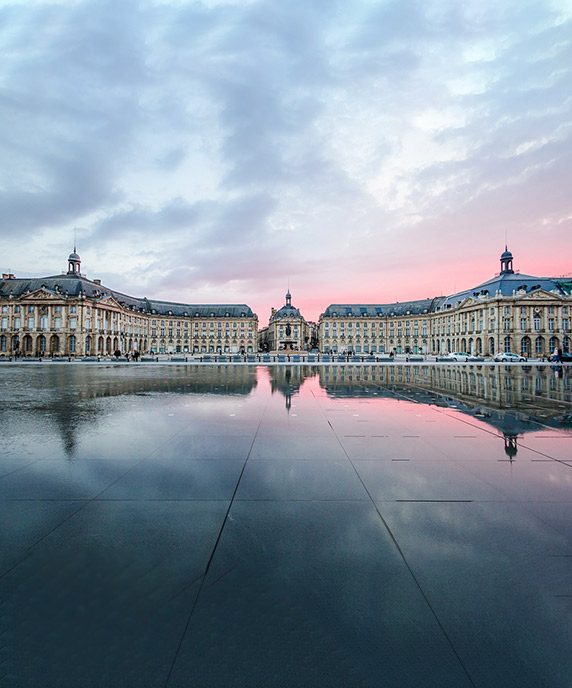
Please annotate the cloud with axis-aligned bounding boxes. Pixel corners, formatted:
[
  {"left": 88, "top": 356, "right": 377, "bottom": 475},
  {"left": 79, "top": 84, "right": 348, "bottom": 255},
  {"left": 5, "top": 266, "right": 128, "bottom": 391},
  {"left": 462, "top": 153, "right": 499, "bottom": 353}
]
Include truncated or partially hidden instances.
[{"left": 1, "top": 0, "right": 571, "bottom": 321}]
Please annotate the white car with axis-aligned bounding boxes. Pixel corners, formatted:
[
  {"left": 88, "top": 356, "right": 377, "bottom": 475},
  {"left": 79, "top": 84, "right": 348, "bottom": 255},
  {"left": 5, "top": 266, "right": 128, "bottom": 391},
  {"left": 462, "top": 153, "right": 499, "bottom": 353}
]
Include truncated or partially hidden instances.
[
  {"left": 445, "top": 352, "right": 471, "bottom": 361},
  {"left": 494, "top": 352, "right": 526, "bottom": 362}
]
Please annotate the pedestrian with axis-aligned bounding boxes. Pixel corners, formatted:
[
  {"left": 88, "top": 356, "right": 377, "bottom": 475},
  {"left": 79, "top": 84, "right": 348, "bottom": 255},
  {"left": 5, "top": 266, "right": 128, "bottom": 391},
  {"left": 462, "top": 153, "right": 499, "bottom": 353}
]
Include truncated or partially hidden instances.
[{"left": 114, "top": 348, "right": 121, "bottom": 361}]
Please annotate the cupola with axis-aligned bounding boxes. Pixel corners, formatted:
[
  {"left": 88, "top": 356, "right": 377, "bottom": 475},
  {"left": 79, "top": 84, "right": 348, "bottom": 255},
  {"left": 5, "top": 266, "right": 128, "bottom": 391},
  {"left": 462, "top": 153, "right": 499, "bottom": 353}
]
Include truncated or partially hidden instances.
[{"left": 500, "top": 246, "right": 514, "bottom": 274}]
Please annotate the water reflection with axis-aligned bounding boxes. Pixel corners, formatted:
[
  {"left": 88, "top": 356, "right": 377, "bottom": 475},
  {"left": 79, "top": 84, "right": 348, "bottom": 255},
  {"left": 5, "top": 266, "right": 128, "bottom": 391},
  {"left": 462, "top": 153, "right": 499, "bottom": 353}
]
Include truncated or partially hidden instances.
[
  {"left": 0, "top": 364, "right": 569, "bottom": 459},
  {"left": 0, "top": 365, "right": 257, "bottom": 457},
  {"left": 2, "top": 363, "right": 572, "bottom": 687}
]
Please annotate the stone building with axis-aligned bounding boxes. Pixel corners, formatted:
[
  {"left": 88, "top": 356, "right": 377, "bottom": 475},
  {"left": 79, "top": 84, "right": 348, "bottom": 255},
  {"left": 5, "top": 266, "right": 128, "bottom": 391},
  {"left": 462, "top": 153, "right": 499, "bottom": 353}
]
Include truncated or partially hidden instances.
[
  {"left": 258, "top": 291, "right": 317, "bottom": 352},
  {"left": 318, "top": 249, "right": 571, "bottom": 357},
  {"left": 0, "top": 250, "right": 258, "bottom": 357},
  {"left": 1, "top": 247, "right": 569, "bottom": 358}
]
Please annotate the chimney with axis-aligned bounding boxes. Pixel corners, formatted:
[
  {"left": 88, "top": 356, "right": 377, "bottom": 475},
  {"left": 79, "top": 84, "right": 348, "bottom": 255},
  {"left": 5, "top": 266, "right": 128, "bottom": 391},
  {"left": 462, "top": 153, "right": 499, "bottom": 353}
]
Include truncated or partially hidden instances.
[{"left": 93, "top": 279, "right": 101, "bottom": 285}]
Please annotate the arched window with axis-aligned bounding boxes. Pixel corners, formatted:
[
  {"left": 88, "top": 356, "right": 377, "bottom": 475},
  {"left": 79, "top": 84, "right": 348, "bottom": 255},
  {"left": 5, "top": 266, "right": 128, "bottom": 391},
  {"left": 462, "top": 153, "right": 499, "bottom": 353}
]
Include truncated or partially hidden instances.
[
  {"left": 69, "top": 335, "right": 76, "bottom": 353},
  {"left": 521, "top": 336, "right": 531, "bottom": 356},
  {"left": 38, "top": 335, "right": 46, "bottom": 352},
  {"left": 563, "top": 336, "right": 570, "bottom": 353},
  {"left": 504, "top": 336, "right": 511, "bottom": 353},
  {"left": 0, "top": 335, "right": 6, "bottom": 352},
  {"left": 549, "top": 336, "right": 558, "bottom": 353},
  {"left": 489, "top": 337, "right": 495, "bottom": 355},
  {"left": 535, "top": 336, "right": 544, "bottom": 355}
]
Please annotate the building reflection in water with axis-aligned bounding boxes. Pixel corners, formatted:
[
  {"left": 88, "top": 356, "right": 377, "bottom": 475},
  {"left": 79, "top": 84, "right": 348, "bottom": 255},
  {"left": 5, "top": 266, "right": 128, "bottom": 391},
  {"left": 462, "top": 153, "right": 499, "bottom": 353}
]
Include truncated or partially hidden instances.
[
  {"left": 0, "top": 363, "right": 569, "bottom": 457},
  {"left": 0, "top": 365, "right": 258, "bottom": 457},
  {"left": 316, "top": 364, "right": 571, "bottom": 460}
]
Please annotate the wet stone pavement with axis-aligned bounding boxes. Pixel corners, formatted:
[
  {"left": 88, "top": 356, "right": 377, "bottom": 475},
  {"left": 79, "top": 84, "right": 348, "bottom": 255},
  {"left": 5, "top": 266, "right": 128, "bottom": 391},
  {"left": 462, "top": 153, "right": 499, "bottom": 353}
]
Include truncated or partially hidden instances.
[{"left": 1, "top": 363, "right": 571, "bottom": 687}]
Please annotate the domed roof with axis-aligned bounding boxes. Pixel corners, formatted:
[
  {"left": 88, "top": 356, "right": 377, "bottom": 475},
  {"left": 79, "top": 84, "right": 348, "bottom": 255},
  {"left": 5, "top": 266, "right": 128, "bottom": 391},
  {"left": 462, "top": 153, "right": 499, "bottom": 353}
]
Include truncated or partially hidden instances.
[
  {"left": 68, "top": 252, "right": 80, "bottom": 262},
  {"left": 501, "top": 249, "right": 513, "bottom": 260},
  {"left": 273, "top": 304, "right": 301, "bottom": 319}
]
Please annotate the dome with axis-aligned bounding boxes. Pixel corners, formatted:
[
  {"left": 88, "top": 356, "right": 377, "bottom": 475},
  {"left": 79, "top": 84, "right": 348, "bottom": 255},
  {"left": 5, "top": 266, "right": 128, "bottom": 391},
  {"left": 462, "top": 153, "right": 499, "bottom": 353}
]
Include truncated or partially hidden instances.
[
  {"left": 272, "top": 305, "right": 300, "bottom": 320},
  {"left": 501, "top": 249, "right": 513, "bottom": 260},
  {"left": 68, "top": 252, "right": 80, "bottom": 262}
]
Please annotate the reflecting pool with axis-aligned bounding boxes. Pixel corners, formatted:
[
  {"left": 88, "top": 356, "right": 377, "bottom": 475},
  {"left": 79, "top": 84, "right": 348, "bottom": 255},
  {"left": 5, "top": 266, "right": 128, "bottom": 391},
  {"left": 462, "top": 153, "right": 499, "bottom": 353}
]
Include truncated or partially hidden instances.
[{"left": 1, "top": 364, "right": 571, "bottom": 687}]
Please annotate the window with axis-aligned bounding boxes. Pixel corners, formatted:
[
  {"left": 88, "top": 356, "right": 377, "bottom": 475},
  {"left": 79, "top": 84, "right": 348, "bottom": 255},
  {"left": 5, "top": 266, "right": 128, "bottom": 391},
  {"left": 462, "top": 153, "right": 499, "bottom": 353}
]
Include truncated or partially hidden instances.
[
  {"left": 70, "top": 305, "right": 77, "bottom": 314},
  {"left": 533, "top": 316, "right": 541, "bottom": 331}
]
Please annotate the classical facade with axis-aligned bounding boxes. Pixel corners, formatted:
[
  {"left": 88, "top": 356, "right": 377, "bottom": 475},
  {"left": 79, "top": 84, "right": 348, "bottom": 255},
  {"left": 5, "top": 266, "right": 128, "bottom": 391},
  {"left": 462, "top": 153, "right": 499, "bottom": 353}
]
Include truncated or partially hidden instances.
[
  {"left": 0, "top": 250, "right": 258, "bottom": 357},
  {"left": 1, "top": 248, "right": 570, "bottom": 358},
  {"left": 258, "top": 291, "right": 317, "bottom": 352},
  {"left": 318, "top": 250, "right": 571, "bottom": 357}
]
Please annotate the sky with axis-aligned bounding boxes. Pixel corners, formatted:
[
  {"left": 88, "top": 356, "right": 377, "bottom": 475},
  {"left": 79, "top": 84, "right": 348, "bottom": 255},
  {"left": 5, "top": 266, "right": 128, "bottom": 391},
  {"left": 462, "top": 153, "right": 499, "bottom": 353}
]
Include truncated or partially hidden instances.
[{"left": 1, "top": 0, "right": 571, "bottom": 325}]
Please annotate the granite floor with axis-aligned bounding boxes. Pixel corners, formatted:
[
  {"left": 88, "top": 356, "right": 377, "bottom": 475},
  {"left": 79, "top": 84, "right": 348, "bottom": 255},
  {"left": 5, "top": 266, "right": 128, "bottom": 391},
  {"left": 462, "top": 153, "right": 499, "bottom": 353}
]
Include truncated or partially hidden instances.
[{"left": 1, "top": 364, "right": 571, "bottom": 687}]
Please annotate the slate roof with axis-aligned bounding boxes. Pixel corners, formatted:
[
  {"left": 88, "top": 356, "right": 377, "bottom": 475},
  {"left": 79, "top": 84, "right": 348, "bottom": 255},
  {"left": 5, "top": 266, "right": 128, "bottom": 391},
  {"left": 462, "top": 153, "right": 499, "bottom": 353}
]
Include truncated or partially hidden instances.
[
  {"left": 271, "top": 304, "right": 303, "bottom": 320},
  {"left": 438, "top": 272, "right": 568, "bottom": 310},
  {"left": 0, "top": 273, "right": 255, "bottom": 318},
  {"left": 322, "top": 298, "right": 445, "bottom": 318}
]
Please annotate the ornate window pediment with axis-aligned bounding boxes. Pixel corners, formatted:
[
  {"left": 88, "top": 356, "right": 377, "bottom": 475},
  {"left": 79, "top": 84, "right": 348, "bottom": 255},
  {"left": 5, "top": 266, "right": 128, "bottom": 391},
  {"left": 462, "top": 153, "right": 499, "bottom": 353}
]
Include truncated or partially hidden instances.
[{"left": 21, "top": 288, "right": 58, "bottom": 300}]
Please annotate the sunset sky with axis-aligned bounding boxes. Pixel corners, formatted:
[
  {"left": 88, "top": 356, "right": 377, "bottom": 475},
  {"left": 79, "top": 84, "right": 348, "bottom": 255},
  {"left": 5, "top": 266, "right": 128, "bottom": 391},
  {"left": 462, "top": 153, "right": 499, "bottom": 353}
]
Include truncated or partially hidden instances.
[{"left": 1, "top": 0, "right": 571, "bottom": 324}]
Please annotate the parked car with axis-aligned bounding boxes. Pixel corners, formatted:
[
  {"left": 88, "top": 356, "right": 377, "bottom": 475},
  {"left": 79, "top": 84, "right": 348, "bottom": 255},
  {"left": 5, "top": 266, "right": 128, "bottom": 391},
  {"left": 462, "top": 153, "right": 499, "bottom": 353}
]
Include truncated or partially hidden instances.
[
  {"left": 445, "top": 352, "right": 471, "bottom": 361},
  {"left": 494, "top": 352, "right": 526, "bottom": 362}
]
